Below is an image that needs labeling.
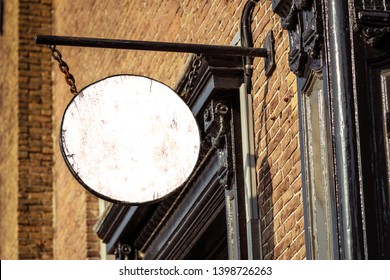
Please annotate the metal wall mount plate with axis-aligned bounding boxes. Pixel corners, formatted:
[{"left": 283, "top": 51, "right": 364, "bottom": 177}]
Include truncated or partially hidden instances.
[{"left": 60, "top": 75, "right": 200, "bottom": 204}]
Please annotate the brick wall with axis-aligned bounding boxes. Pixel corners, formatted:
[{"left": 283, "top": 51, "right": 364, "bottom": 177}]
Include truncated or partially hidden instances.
[
  {"left": 17, "top": 0, "right": 54, "bottom": 259},
  {"left": 252, "top": 2, "right": 305, "bottom": 259},
  {"left": 0, "top": 0, "right": 101, "bottom": 260},
  {"left": 0, "top": 0, "right": 19, "bottom": 260}
]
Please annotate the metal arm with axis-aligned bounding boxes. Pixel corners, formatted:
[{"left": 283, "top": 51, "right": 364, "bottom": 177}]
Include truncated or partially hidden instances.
[{"left": 35, "top": 35, "right": 269, "bottom": 58}]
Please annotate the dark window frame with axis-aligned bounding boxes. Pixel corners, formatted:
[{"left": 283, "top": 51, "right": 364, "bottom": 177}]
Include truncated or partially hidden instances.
[
  {"left": 382, "top": 70, "right": 390, "bottom": 206},
  {"left": 299, "top": 68, "right": 339, "bottom": 259}
]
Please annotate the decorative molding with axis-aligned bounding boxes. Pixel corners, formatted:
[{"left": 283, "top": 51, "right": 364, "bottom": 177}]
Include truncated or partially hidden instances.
[
  {"left": 203, "top": 101, "right": 233, "bottom": 190},
  {"left": 301, "top": 66, "right": 323, "bottom": 95},
  {"left": 356, "top": 9, "right": 390, "bottom": 47},
  {"left": 114, "top": 243, "right": 134, "bottom": 260},
  {"left": 272, "top": 0, "right": 323, "bottom": 77}
]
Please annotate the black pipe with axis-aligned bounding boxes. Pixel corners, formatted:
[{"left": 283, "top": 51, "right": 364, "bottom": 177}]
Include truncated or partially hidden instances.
[
  {"left": 240, "top": 0, "right": 261, "bottom": 261},
  {"left": 241, "top": 0, "right": 259, "bottom": 95},
  {"left": 35, "top": 35, "right": 268, "bottom": 58},
  {"left": 326, "top": 0, "right": 366, "bottom": 259}
]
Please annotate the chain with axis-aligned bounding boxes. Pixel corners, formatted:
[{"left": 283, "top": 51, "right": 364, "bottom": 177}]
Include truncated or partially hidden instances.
[
  {"left": 181, "top": 54, "right": 203, "bottom": 99},
  {"left": 48, "top": 45, "right": 78, "bottom": 95}
]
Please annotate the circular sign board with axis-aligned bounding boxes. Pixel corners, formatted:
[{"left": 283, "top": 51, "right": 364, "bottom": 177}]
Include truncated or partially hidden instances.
[{"left": 60, "top": 75, "right": 200, "bottom": 204}]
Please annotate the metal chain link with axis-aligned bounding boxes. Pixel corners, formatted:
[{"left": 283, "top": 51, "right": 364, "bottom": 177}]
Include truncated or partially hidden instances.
[
  {"left": 48, "top": 45, "right": 78, "bottom": 95},
  {"left": 181, "top": 54, "right": 203, "bottom": 99}
]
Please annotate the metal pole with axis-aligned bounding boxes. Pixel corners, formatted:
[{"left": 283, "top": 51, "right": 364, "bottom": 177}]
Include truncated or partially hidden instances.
[
  {"left": 327, "top": 0, "right": 366, "bottom": 259},
  {"left": 35, "top": 35, "right": 268, "bottom": 58},
  {"left": 239, "top": 83, "right": 261, "bottom": 260}
]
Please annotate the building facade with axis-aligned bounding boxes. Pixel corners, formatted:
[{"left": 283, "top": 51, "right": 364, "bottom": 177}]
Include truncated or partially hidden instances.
[{"left": 0, "top": 0, "right": 389, "bottom": 260}]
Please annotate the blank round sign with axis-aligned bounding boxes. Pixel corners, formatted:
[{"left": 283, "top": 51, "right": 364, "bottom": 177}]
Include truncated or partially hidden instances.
[{"left": 60, "top": 75, "right": 200, "bottom": 204}]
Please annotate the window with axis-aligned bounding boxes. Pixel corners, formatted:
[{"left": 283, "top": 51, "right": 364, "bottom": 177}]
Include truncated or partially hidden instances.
[{"left": 301, "top": 71, "right": 338, "bottom": 259}]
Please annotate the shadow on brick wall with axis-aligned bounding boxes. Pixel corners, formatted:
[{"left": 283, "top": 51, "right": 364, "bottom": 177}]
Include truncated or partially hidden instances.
[{"left": 256, "top": 79, "right": 274, "bottom": 259}]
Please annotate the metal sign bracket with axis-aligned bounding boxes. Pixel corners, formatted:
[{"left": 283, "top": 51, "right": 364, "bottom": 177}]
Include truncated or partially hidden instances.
[{"left": 35, "top": 33, "right": 275, "bottom": 76}]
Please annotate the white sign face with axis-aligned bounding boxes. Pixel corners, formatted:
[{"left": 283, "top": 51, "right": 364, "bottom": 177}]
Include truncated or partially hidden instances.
[{"left": 60, "top": 75, "right": 200, "bottom": 204}]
